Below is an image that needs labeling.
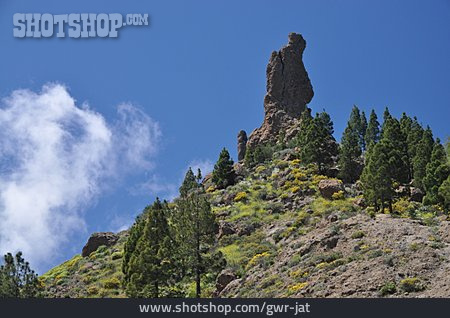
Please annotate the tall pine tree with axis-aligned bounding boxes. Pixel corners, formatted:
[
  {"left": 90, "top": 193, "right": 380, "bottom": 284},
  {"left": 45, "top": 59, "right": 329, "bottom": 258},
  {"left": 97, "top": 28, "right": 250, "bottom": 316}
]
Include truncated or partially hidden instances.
[
  {"left": 180, "top": 167, "right": 201, "bottom": 197},
  {"left": 361, "top": 140, "right": 394, "bottom": 212},
  {"left": 360, "top": 111, "right": 368, "bottom": 151},
  {"left": 423, "top": 139, "right": 450, "bottom": 206},
  {"left": 412, "top": 127, "right": 434, "bottom": 190},
  {"left": 339, "top": 113, "right": 361, "bottom": 183},
  {"left": 381, "top": 116, "right": 410, "bottom": 184},
  {"left": 212, "top": 148, "right": 235, "bottom": 189},
  {"left": 123, "top": 198, "right": 175, "bottom": 297},
  {"left": 406, "top": 117, "right": 424, "bottom": 178},
  {"left": 365, "top": 109, "right": 380, "bottom": 148},
  {"left": 439, "top": 176, "right": 450, "bottom": 212},
  {"left": 174, "top": 186, "right": 223, "bottom": 297},
  {"left": 298, "top": 110, "right": 337, "bottom": 174}
]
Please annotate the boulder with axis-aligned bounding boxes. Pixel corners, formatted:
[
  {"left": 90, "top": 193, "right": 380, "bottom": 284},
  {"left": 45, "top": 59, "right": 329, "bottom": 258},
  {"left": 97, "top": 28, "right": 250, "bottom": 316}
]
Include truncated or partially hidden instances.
[
  {"left": 395, "top": 185, "right": 409, "bottom": 196},
  {"left": 410, "top": 187, "right": 424, "bottom": 202},
  {"left": 236, "top": 223, "right": 259, "bottom": 236},
  {"left": 322, "top": 237, "right": 339, "bottom": 250},
  {"left": 233, "top": 162, "right": 248, "bottom": 178},
  {"left": 353, "top": 197, "right": 366, "bottom": 208},
  {"left": 81, "top": 232, "right": 118, "bottom": 257},
  {"left": 218, "top": 221, "right": 235, "bottom": 239},
  {"left": 216, "top": 269, "right": 236, "bottom": 294},
  {"left": 202, "top": 172, "right": 214, "bottom": 190},
  {"left": 318, "top": 179, "right": 344, "bottom": 199}
]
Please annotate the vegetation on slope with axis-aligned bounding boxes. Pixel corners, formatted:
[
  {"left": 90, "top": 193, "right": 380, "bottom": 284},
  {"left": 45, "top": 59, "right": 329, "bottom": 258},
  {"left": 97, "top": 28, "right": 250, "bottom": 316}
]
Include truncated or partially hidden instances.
[{"left": 38, "top": 106, "right": 449, "bottom": 298}]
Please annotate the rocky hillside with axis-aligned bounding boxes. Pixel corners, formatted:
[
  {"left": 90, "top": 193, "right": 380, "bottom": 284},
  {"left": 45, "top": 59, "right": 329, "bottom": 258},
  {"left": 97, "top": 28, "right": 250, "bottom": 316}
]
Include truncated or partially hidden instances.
[
  {"left": 41, "top": 156, "right": 450, "bottom": 298},
  {"left": 40, "top": 32, "right": 450, "bottom": 298},
  {"left": 41, "top": 232, "right": 128, "bottom": 298}
]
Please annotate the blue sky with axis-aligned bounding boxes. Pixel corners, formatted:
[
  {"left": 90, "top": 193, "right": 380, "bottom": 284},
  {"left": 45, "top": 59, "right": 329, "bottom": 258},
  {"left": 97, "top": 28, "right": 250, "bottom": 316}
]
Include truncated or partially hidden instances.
[{"left": 0, "top": 0, "right": 449, "bottom": 272}]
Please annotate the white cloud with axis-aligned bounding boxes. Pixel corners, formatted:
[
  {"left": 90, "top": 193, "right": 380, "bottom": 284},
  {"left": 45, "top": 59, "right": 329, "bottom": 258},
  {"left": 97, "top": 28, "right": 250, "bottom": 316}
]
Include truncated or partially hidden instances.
[{"left": 0, "top": 84, "right": 161, "bottom": 269}]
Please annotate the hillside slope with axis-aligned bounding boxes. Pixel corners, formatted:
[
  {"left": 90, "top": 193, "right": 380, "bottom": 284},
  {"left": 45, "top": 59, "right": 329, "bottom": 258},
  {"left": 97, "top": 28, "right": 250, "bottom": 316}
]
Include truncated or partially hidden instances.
[{"left": 41, "top": 155, "right": 450, "bottom": 298}]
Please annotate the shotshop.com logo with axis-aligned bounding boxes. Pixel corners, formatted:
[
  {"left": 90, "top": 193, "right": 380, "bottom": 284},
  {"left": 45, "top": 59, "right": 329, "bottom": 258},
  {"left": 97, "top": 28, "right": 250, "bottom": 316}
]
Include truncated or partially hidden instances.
[{"left": 13, "top": 13, "right": 149, "bottom": 38}]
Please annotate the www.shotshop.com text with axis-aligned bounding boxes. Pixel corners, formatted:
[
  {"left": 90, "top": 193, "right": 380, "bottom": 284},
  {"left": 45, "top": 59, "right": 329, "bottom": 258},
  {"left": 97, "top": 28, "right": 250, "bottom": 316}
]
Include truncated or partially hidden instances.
[{"left": 138, "top": 301, "right": 311, "bottom": 316}]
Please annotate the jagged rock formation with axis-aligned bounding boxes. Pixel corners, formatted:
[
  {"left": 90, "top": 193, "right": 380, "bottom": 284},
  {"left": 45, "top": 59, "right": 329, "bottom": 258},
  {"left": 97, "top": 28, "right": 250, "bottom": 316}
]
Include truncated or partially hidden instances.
[
  {"left": 81, "top": 232, "right": 119, "bottom": 257},
  {"left": 247, "top": 33, "right": 314, "bottom": 148},
  {"left": 237, "top": 130, "right": 248, "bottom": 162}
]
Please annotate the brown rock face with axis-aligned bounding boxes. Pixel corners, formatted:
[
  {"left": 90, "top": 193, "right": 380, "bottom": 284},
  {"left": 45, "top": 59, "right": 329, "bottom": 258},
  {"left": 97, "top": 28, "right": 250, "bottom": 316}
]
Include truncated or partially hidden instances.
[
  {"left": 81, "top": 232, "right": 119, "bottom": 257},
  {"left": 237, "top": 130, "right": 247, "bottom": 162},
  {"left": 410, "top": 187, "right": 424, "bottom": 202},
  {"left": 215, "top": 269, "right": 237, "bottom": 294},
  {"left": 318, "top": 179, "right": 344, "bottom": 199},
  {"left": 248, "top": 33, "right": 314, "bottom": 148}
]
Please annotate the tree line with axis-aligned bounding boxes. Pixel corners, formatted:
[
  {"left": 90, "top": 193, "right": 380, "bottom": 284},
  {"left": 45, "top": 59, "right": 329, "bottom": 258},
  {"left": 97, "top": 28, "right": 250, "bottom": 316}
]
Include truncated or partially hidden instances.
[
  {"left": 0, "top": 252, "right": 41, "bottom": 297},
  {"left": 242, "top": 105, "right": 449, "bottom": 212}
]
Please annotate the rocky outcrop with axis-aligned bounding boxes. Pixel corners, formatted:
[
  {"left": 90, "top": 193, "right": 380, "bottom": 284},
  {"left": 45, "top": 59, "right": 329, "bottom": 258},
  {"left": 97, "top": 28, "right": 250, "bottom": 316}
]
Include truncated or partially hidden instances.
[
  {"left": 216, "top": 269, "right": 237, "bottom": 295},
  {"left": 318, "top": 179, "right": 344, "bottom": 199},
  {"left": 247, "top": 33, "right": 314, "bottom": 148},
  {"left": 410, "top": 187, "right": 424, "bottom": 202},
  {"left": 237, "top": 130, "right": 248, "bottom": 162},
  {"left": 218, "top": 221, "right": 236, "bottom": 239},
  {"left": 81, "top": 232, "right": 119, "bottom": 257}
]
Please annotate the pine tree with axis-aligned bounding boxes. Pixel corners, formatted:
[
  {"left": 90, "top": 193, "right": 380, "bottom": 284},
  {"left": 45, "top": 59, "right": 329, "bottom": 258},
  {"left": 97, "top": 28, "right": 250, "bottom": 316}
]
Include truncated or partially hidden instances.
[
  {"left": 298, "top": 111, "right": 337, "bottom": 174},
  {"left": 399, "top": 113, "right": 414, "bottom": 179},
  {"left": 0, "top": 252, "right": 41, "bottom": 298},
  {"left": 122, "top": 212, "right": 147, "bottom": 287},
  {"left": 446, "top": 137, "right": 450, "bottom": 164},
  {"left": 406, "top": 117, "right": 424, "bottom": 177},
  {"left": 439, "top": 175, "right": 450, "bottom": 212},
  {"left": 360, "top": 111, "right": 368, "bottom": 151},
  {"left": 365, "top": 109, "right": 380, "bottom": 148},
  {"left": 349, "top": 105, "right": 362, "bottom": 133},
  {"left": 244, "top": 144, "right": 273, "bottom": 167},
  {"left": 174, "top": 188, "right": 223, "bottom": 297},
  {"left": 338, "top": 125, "right": 362, "bottom": 183},
  {"left": 423, "top": 139, "right": 450, "bottom": 206},
  {"left": 361, "top": 140, "right": 394, "bottom": 212},
  {"left": 381, "top": 116, "right": 410, "bottom": 184},
  {"left": 196, "top": 168, "right": 202, "bottom": 182},
  {"left": 212, "top": 148, "right": 235, "bottom": 189},
  {"left": 412, "top": 127, "right": 434, "bottom": 190},
  {"left": 399, "top": 113, "right": 412, "bottom": 138},
  {"left": 317, "top": 110, "right": 334, "bottom": 136},
  {"left": 317, "top": 111, "right": 339, "bottom": 173},
  {"left": 179, "top": 167, "right": 200, "bottom": 197},
  {"left": 123, "top": 198, "right": 175, "bottom": 297},
  {"left": 383, "top": 107, "right": 392, "bottom": 124}
]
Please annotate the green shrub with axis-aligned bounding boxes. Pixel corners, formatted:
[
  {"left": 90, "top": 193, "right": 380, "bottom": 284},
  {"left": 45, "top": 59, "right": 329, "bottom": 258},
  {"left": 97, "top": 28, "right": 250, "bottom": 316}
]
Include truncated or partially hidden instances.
[
  {"left": 245, "top": 144, "right": 274, "bottom": 168},
  {"left": 96, "top": 245, "right": 109, "bottom": 254},
  {"left": 103, "top": 277, "right": 121, "bottom": 289},
  {"left": 111, "top": 251, "right": 123, "bottom": 260},
  {"left": 399, "top": 277, "right": 424, "bottom": 292},
  {"left": 87, "top": 286, "right": 99, "bottom": 295},
  {"left": 351, "top": 230, "right": 365, "bottom": 239},
  {"left": 267, "top": 202, "right": 283, "bottom": 214},
  {"left": 332, "top": 190, "right": 345, "bottom": 200},
  {"left": 380, "top": 281, "right": 396, "bottom": 296},
  {"left": 234, "top": 192, "right": 248, "bottom": 202},
  {"left": 367, "top": 249, "right": 383, "bottom": 259}
]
